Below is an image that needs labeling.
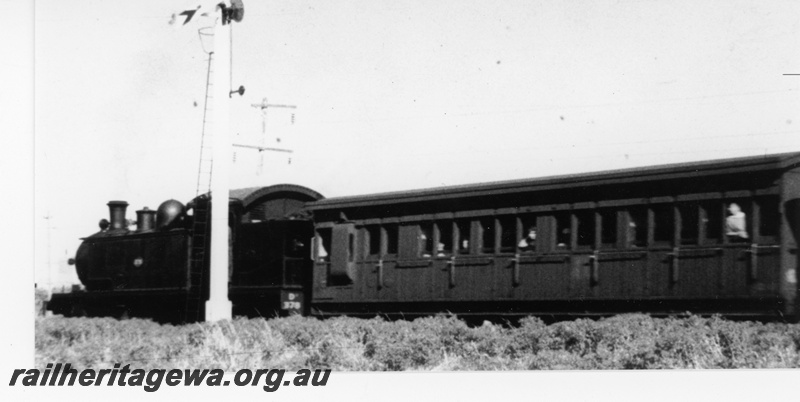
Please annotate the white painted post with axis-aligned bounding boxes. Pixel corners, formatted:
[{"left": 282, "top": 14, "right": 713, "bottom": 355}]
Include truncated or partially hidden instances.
[{"left": 206, "top": 12, "right": 233, "bottom": 322}]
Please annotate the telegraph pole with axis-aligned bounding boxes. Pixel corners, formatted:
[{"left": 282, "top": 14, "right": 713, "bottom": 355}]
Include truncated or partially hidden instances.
[{"left": 249, "top": 98, "right": 296, "bottom": 174}]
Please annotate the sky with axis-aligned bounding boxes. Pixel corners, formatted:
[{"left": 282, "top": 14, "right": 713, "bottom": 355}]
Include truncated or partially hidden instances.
[{"left": 33, "top": 0, "right": 800, "bottom": 287}]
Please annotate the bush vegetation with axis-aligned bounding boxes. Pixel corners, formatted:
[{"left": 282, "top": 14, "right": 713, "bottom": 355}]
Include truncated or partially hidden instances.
[{"left": 35, "top": 314, "right": 800, "bottom": 371}]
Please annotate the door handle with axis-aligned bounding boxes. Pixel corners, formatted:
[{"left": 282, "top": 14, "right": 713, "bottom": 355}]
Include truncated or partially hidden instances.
[
  {"left": 510, "top": 254, "right": 521, "bottom": 287},
  {"left": 446, "top": 257, "right": 456, "bottom": 288},
  {"left": 589, "top": 251, "right": 599, "bottom": 286},
  {"left": 375, "top": 259, "right": 384, "bottom": 290}
]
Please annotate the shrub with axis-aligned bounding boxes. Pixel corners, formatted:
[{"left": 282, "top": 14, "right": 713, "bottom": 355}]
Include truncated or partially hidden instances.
[{"left": 35, "top": 314, "right": 800, "bottom": 371}]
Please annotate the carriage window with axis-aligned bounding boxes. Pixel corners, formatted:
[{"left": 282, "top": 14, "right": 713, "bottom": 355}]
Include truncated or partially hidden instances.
[
  {"left": 366, "top": 226, "right": 381, "bottom": 256},
  {"left": 554, "top": 213, "right": 571, "bottom": 250},
  {"left": 436, "top": 221, "right": 453, "bottom": 256},
  {"left": 481, "top": 218, "right": 495, "bottom": 254},
  {"left": 316, "top": 228, "right": 332, "bottom": 262},
  {"left": 575, "top": 210, "right": 595, "bottom": 248},
  {"left": 701, "top": 201, "right": 722, "bottom": 244},
  {"left": 498, "top": 216, "right": 516, "bottom": 253},
  {"left": 419, "top": 222, "right": 434, "bottom": 257},
  {"left": 758, "top": 196, "right": 780, "bottom": 240},
  {"left": 652, "top": 205, "right": 674, "bottom": 245},
  {"left": 519, "top": 215, "right": 537, "bottom": 252},
  {"left": 627, "top": 207, "right": 648, "bottom": 248},
  {"left": 385, "top": 224, "right": 398, "bottom": 255},
  {"left": 726, "top": 199, "right": 751, "bottom": 243},
  {"left": 457, "top": 220, "right": 471, "bottom": 254},
  {"left": 599, "top": 209, "right": 617, "bottom": 248},
  {"left": 348, "top": 233, "right": 355, "bottom": 262},
  {"left": 678, "top": 204, "right": 699, "bottom": 245}
]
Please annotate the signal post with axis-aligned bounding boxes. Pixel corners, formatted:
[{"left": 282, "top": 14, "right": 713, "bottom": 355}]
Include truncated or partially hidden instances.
[{"left": 206, "top": 2, "right": 243, "bottom": 322}]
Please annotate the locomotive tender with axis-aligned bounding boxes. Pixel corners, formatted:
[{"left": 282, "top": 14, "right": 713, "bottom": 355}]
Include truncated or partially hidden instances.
[{"left": 49, "top": 152, "right": 800, "bottom": 322}]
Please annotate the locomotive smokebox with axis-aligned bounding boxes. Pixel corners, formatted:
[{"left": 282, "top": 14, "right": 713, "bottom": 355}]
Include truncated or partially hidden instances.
[
  {"left": 107, "top": 201, "right": 129, "bottom": 230},
  {"left": 136, "top": 207, "right": 157, "bottom": 232},
  {"left": 156, "top": 199, "right": 186, "bottom": 229}
]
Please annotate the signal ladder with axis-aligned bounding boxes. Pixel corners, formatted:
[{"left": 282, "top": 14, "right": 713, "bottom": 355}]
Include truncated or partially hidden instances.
[
  {"left": 184, "top": 52, "right": 215, "bottom": 323},
  {"left": 196, "top": 52, "right": 215, "bottom": 197},
  {"left": 184, "top": 195, "right": 210, "bottom": 323}
]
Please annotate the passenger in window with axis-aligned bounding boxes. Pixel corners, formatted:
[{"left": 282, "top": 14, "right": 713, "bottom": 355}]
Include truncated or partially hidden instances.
[
  {"left": 725, "top": 203, "right": 749, "bottom": 242},
  {"left": 518, "top": 227, "right": 537, "bottom": 252},
  {"left": 557, "top": 228, "right": 570, "bottom": 249},
  {"left": 317, "top": 237, "right": 328, "bottom": 262},
  {"left": 420, "top": 233, "right": 432, "bottom": 257},
  {"left": 436, "top": 242, "right": 447, "bottom": 257},
  {"left": 627, "top": 221, "right": 639, "bottom": 248}
]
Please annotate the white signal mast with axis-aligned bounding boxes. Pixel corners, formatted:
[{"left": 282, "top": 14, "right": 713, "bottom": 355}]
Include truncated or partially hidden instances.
[{"left": 206, "top": 1, "right": 244, "bottom": 322}]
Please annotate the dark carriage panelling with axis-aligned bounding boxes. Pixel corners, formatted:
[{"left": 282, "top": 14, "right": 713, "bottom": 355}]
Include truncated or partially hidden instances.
[
  {"left": 308, "top": 152, "right": 800, "bottom": 320},
  {"left": 438, "top": 256, "right": 497, "bottom": 301},
  {"left": 510, "top": 254, "right": 572, "bottom": 299},
  {"left": 591, "top": 251, "right": 649, "bottom": 299}
]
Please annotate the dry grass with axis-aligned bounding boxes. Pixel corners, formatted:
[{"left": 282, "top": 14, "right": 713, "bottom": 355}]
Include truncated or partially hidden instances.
[{"left": 35, "top": 314, "right": 800, "bottom": 371}]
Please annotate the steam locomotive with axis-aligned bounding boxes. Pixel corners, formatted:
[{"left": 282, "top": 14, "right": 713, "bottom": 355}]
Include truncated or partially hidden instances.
[
  {"left": 48, "top": 185, "right": 322, "bottom": 323},
  {"left": 48, "top": 152, "right": 800, "bottom": 323}
]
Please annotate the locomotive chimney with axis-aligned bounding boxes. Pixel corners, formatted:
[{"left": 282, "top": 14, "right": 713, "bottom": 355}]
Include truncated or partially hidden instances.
[
  {"left": 107, "top": 201, "right": 129, "bottom": 230},
  {"left": 136, "top": 207, "right": 156, "bottom": 232}
]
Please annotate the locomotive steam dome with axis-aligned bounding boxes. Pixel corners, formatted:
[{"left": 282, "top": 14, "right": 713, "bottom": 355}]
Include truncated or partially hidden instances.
[{"left": 156, "top": 199, "right": 185, "bottom": 229}]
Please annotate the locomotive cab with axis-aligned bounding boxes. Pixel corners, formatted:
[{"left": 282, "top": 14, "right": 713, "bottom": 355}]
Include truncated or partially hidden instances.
[
  {"left": 231, "top": 219, "right": 315, "bottom": 316},
  {"left": 227, "top": 185, "right": 324, "bottom": 317}
]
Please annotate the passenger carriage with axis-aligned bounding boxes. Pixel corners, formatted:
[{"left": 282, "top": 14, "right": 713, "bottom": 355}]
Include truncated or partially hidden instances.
[{"left": 306, "top": 152, "right": 800, "bottom": 321}]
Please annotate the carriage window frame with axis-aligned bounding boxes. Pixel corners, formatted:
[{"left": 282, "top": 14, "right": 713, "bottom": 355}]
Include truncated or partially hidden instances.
[
  {"left": 384, "top": 224, "right": 399, "bottom": 256},
  {"left": 700, "top": 201, "right": 723, "bottom": 245},
  {"left": 599, "top": 209, "right": 617, "bottom": 249},
  {"left": 434, "top": 221, "right": 453, "bottom": 257},
  {"left": 479, "top": 218, "right": 496, "bottom": 254},
  {"left": 365, "top": 225, "right": 381, "bottom": 257},
  {"left": 757, "top": 195, "right": 780, "bottom": 244},
  {"left": 625, "top": 207, "right": 648, "bottom": 248},
  {"left": 678, "top": 203, "right": 700, "bottom": 246},
  {"left": 497, "top": 215, "right": 517, "bottom": 254},
  {"left": 419, "top": 222, "right": 434, "bottom": 258},
  {"left": 456, "top": 219, "right": 472, "bottom": 255},
  {"left": 575, "top": 209, "right": 595, "bottom": 250},
  {"left": 348, "top": 233, "right": 355, "bottom": 262},
  {"left": 518, "top": 214, "right": 537, "bottom": 253},
  {"left": 553, "top": 212, "right": 571, "bottom": 251},
  {"left": 651, "top": 204, "right": 674, "bottom": 247}
]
